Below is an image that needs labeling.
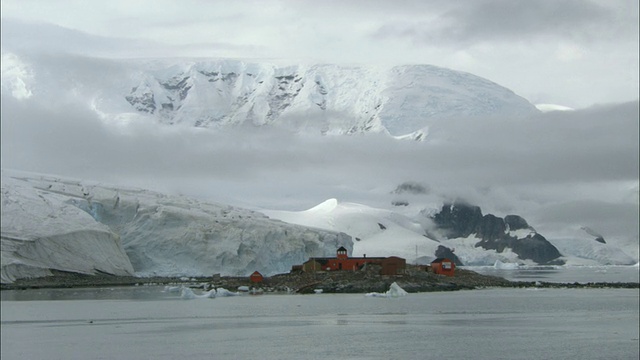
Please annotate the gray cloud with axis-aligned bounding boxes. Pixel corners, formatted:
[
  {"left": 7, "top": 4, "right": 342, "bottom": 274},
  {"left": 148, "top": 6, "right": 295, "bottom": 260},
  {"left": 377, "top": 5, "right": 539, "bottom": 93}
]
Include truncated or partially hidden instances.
[
  {"left": 374, "top": 0, "right": 638, "bottom": 46},
  {"left": 2, "top": 2, "right": 637, "bottom": 108},
  {"left": 0, "top": 19, "right": 255, "bottom": 59},
  {"left": 2, "top": 90, "right": 637, "bottom": 210}
]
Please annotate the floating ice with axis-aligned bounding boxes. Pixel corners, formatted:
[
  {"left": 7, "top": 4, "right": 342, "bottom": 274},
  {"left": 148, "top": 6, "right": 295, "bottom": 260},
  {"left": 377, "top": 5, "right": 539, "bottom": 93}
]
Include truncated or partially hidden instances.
[
  {"left": 180, "top": 287, "right": 216, "bottom": 300},
  {"left": 163, "top": 286, "right": 181, "bottom": 293},
  {"left": 366, "top": 282, "right": 408, "bottom": 298},
  {"left": 215, "top": 288, "right": 240, "bottom": 297},
  {"left": 494, "top": 260, "right": 520, "bottom": 269},
  {"left": 180, "top": 287, "right": 196, "bottom": 300}
]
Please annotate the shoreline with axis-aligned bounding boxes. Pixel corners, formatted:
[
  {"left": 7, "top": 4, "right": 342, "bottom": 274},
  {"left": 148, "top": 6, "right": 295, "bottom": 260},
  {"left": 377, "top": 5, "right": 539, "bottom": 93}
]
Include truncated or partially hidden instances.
[{"left": 2, "top": 267, "right": 639, "bottom": 293}]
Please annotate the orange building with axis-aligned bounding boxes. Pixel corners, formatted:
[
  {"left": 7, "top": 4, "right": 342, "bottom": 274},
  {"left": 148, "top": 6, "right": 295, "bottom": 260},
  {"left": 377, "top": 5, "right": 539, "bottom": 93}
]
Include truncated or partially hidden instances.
[
  {"left": 431, "top": 258, "right": 455, "bottom": 276},
  {"left": 300, "top": 247, "right": 406, "bottom": 275},
  {"left": 249, "top": 271, "right": 264, "bottom": 283}
]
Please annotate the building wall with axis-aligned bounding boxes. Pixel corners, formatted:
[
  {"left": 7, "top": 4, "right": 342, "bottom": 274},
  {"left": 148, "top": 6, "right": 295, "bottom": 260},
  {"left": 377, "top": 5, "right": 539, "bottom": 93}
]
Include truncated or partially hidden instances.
[
  {"left": 380, "top": 256, "right": 407, "bottom": 275},
  {"left": 250, "top": 272, "right": 264, "bottom": 283},
  {"left": 302, "top": 260, "right": 324, "bottom": 272},
  {"left": 431, "top": 259, "right": 455, "bottom": 276},
  {"left": 302, "top": 256, "right": 406, "bottom": 274}
]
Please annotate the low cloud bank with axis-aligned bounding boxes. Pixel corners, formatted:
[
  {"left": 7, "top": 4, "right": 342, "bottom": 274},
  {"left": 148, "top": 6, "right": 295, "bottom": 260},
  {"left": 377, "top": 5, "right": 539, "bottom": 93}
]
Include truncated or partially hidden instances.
[{"left": 1, "top": 95, "right": 638, "bottom": 243}]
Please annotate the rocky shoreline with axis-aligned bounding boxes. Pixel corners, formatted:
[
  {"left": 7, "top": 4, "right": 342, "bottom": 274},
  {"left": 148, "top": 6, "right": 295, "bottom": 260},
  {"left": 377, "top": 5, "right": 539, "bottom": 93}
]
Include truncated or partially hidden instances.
[{"left": 1, "top": 266, "right": 638, "bottom": 293}]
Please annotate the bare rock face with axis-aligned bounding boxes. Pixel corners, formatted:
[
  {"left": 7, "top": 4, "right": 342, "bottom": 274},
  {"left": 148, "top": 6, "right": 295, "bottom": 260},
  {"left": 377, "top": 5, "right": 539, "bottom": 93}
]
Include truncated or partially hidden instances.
[
  {"left": 434, "top": 245, "right": 464, "bottom": 266},
  {"left": 431, "top": 202, "right": 483, "bottom": 239},
  {"left": 504, "top": 215, "right": 529, "bottom": 230},
  {"left": 431, "top": 202, "right": 564, "bottom": 265}
]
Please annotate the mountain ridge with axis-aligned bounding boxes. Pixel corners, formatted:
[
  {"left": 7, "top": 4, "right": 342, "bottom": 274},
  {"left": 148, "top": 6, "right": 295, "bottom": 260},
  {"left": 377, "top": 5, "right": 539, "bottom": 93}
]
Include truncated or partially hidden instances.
[{"left": 1, "top": 52, "right": 539, "bottom": 137}]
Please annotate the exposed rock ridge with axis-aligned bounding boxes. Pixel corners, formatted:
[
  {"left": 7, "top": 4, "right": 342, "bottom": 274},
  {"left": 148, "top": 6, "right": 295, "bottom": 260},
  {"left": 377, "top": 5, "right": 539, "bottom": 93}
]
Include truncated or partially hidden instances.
[{"left": 431, "top": 202, "right": 564, "bottom": 265}]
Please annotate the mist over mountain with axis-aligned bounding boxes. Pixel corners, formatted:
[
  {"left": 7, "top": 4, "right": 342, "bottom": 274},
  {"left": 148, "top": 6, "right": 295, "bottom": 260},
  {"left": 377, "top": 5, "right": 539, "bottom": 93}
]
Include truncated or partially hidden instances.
[{"left": 2, "top": 50, "right": 538, "bottom": 138}]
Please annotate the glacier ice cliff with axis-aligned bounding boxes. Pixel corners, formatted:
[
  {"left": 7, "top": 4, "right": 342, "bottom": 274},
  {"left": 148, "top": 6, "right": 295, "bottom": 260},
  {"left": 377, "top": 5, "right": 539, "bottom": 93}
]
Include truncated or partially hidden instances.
[
  {"left": 1, "top": 171, "right": 352, "bottom": 283},
  {"left": 1, "top": 175, "right": 134, "bottom": 283}
]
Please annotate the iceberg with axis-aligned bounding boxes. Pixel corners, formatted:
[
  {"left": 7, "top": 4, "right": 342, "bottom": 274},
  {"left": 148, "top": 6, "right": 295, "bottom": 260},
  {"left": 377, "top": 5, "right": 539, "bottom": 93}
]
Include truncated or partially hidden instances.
[
  {"left": 493, "top": 260, "right": 520, "bottom": 270},
  {"left": 215, "top": 287, "right": 240, "bottom": 297},
  {"left": 180, "top": 287, "right": 216, "bottom": 300},
  {"left": 366, "top": 282, "right": 408, "bottom": 298}
]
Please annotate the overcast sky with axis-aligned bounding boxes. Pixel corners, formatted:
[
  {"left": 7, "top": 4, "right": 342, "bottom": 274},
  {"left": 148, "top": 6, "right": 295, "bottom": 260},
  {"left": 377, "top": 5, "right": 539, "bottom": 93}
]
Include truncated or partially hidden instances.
[
  {"left": 2, "top": 90, "right": 638, "bottom": 238},
  {"left": 1, "top": 0, "right": 638, "bottom": 108},
  {"left": 1, "top": 1, "right": 638, "bottom": 244}
]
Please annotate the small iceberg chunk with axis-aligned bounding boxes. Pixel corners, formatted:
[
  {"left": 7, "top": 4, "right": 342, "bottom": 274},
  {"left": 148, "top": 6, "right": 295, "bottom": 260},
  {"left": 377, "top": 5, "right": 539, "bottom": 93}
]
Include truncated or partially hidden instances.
[
  {"left": 216, "top": 287, "right": 240, "bottom": 297},
  {"left": 493, "top": 260, "right": 519, "bottom": 269},
  {"left": 181, "top": 287, "right": 197, "bottom": 300},
  {"left": 366, "top": 282, "right": 408, "bottom": 298},
  {"left": 180, "top": 287, "right": 216, "bottom": 300},
  {"left": 163, "top": 285, "right": 182, "bottom": 293}
]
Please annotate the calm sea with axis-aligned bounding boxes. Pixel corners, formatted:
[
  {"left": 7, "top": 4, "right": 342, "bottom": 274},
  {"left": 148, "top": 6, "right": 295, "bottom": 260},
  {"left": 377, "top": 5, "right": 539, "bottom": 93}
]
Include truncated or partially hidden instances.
[
  {"left": 1, "top": 268, "right": 639, "bottom": 360},
  {"left": 469, "top": 264, "right": 640, "bottom": 283}
]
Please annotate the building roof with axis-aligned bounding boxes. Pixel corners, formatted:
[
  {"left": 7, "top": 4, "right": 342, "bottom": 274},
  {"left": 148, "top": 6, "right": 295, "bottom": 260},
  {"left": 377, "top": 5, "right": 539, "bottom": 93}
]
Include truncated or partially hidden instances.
[
  {"left": 431, "top": 258, "right": 452, "bottom": 264},
  {"left": 337, "top": 246, "right": 347, "bottom": 252},
  {"left": 307, "top": 256, "right": 388, "bottom": 262}
]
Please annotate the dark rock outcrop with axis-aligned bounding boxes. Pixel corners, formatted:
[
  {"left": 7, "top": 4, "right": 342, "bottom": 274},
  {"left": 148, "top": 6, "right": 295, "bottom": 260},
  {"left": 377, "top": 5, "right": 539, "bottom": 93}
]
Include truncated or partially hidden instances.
[
  {"left": 434, "top": 245, "right": 464, "bottom": 266},
  {"left": 431, "top": 202, "right": 483, "bottom": 239},
  {"left": 393, "top": 182, "right": 429, "bottom": 195},
  {"left": 504, "top": 215, "right": 529, "bottom": 230},
  {"left": 430, "top": 202, "right": 564, "bottom": 265}
]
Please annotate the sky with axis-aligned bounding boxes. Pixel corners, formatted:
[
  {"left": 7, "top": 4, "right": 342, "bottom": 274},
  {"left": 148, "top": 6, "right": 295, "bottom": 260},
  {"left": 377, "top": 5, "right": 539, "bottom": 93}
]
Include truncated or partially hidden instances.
[
  {"left": 0, "top": 0, "right": 639, "bottom": 246},
  {"left": 1, "top": 0, "right": 638, "bottom": 109}
]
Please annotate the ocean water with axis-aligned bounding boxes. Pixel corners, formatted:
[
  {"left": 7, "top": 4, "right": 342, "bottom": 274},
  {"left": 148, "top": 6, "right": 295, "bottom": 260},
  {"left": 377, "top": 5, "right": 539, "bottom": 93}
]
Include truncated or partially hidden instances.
[
  {"left": 1, "top": 285, "right": 638, "bottom": 360},
  {"left": 469, "top": 265, "right": 640, "bottom": 284}
]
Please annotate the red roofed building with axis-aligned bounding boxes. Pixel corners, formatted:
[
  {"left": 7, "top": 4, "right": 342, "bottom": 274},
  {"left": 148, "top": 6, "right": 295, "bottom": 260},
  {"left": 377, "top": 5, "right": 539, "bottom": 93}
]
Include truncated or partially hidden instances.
[
  {"left": 249, "top": 271, "right": 264, "bottom": 283},
  {"left": 430, "top": 258, "right": 455, "bottom": 276},
  {"left": 300, "top": 247, "right": 406, "bottom": 275}
]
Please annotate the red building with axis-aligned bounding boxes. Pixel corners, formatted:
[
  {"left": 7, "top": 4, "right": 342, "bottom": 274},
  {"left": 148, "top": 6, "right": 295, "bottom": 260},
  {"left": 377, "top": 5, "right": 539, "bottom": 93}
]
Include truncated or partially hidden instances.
[
  {"left": 430, "top": 258, "right": 455, "bottom": 276},
  {"left": 249, "top": 271, "right": 264, "bottom": 283},
  {"left": 300, "top": 247, "right": 406, "bottom": 275}
]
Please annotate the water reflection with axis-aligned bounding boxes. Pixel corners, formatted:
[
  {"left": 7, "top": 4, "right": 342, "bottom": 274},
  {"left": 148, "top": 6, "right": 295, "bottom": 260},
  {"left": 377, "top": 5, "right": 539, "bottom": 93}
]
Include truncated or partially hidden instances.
[
  {"left": 469, "top": 265, "right": 639, "bottom": 283},
  {"left": 1, "top": 285, "right": 172, "bottom": 302}
]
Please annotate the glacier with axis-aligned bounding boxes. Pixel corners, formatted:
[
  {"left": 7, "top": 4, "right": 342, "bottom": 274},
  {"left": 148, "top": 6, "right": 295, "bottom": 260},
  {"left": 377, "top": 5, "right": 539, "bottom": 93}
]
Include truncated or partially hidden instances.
[
  {"left": 1, "top": 174, "right": 134, "bottom": 283},
  {"left": 1, "top": 170, "right": 352, "bottom": 283}
]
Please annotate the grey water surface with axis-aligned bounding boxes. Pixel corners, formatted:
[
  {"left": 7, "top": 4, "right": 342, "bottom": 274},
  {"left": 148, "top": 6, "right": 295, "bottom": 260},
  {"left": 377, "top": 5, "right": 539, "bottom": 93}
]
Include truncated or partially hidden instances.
[{"left": 2, "top": 285, "right": 638, "bottom": 360}]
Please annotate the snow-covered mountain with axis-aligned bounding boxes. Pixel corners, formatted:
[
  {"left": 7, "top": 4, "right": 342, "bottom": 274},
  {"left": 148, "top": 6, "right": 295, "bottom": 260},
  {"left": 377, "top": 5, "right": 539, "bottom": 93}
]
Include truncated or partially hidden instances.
[
  {"left": 1, "top": 52, "right": 539, "bottom": 137},
  {"left": 265, "top": 199, "right": 638, "bottom": 267},
  {"left": 2, "top": 171, "right": 636, "bottom": 283},
  {"left": 1, "top": 170, "right": 351, "bottom": 283}
]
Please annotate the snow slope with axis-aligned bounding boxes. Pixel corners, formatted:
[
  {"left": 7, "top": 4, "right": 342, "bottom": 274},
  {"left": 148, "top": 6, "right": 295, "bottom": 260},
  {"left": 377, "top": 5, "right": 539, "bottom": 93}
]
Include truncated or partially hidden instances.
[
  {"left": 1, "top": 170, "right": 352, "bottom": 283},
  {"left": 535, "top": 103, "right": 575, "bottom": 112},
  {"left": 264, "top": 199, "right": 638, "bottom": 267},
  {"left": 263, "top": 199, "right": 438, "bottom": 262},
  {"left": 1, "top": 52, "right": 539, "bottom": 137}
]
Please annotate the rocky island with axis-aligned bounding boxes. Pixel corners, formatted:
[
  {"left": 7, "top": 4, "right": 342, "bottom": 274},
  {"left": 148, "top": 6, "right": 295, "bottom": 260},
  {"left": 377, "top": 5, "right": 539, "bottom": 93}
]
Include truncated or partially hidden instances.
[{"left": 2, "top": 265, "right": 637, "bottom": 293}]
